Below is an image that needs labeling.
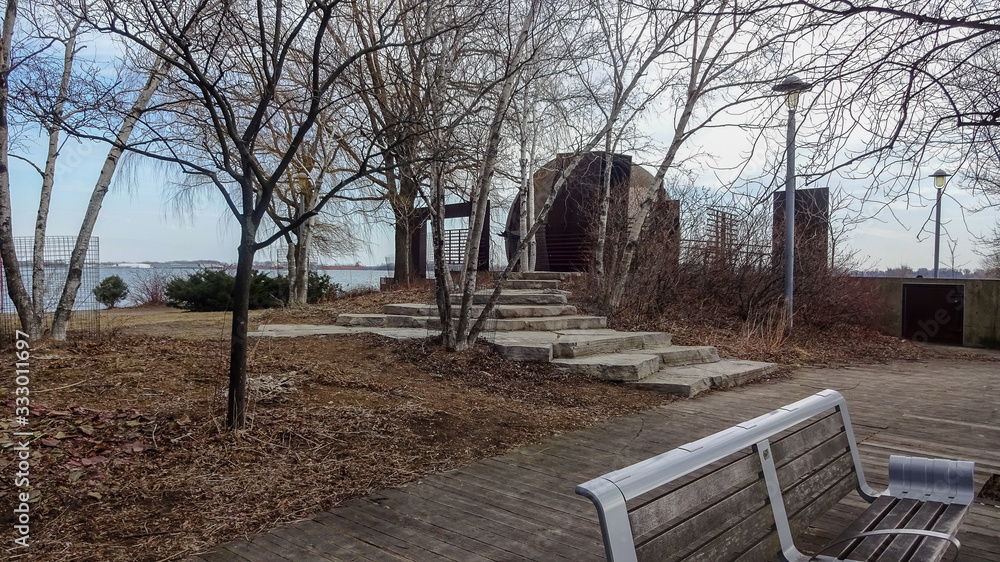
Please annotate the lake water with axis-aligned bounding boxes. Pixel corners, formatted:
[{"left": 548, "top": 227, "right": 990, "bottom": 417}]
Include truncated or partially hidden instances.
[{"left": 0, "top": 266, "right": 392, "bottom": 311}]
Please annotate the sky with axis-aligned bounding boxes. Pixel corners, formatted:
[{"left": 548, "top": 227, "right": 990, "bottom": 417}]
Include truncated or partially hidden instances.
[
  {"left": 8, "top": 125, "right": 997, "bottom": 271},
  {"left": 9, "top": 132, "right": 994, "bottom": 272}
]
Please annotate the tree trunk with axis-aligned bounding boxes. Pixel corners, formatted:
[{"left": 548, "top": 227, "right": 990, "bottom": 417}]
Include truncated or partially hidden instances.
[
  {"left": 607, "top": 16, "right": 721, "bottom": 311},
  {"left": 227, "top": 224, "right": 256, "bottom": 430},
  {"left": 51, "top": 55, "right": 170, "bottom": 340},
  {"left": 593, "top": 137, "right": 614, "bottom": 292},
  {"left": 517, "top": 118, "right": 530, "bottom": 273},
  {"left": 291, "top": 216, "right": 310, "bottom": 304},
  {"left": 392, "top": 174, "right": 419, "bottom": 284},
  {"left": 0, "top": 0, "right": 34, "bottom": 337},
  {"left": 455, "top": 0, "right": 539, "bottom": 349},
  {"left": 28, "top": 24, "right": 79, "bottom": 338},
  {"left": 428, "top": 162, "right": 456, "bottom": 349}
]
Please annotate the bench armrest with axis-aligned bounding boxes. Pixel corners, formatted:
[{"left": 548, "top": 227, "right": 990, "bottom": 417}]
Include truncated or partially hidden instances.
[{"left": 887, "top": 455, "right": 975, "bottom": 505}]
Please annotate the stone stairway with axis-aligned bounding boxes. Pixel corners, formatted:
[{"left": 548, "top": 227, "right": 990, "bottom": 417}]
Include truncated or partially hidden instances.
[{"left": 331, "top": 272, "right": 776, "bottom": 398}]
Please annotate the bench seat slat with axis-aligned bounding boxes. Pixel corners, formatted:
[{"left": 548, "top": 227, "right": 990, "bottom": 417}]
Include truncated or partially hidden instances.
[
  {"left": 823, "top": 497, "right": 970, "bottom": 561},
  {"left": 907, "top": 504, "right": 969, "bottom": 561},
  {"left": 848, "top": 498, "right": 923, "bottom": 560},
  {"left": 877, "top": 500, "right": 947, "bottom": 561}
]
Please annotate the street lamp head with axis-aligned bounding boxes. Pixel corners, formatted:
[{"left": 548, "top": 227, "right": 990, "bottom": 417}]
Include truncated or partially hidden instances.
[
  {"left": 929, "top": 169, "right": 950, "bottom": 188},
  {"left": 772, "top": 75, "right": 812, "bottom": 110}
]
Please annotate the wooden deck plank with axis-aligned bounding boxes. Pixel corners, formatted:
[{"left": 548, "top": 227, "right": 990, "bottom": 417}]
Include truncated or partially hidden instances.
[{"left": 193, "top": 359, "right": 1000, "bottom": 561}]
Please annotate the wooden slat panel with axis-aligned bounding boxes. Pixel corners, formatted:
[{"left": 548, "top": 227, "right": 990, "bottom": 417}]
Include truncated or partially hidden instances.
[
  {"left": 635, "top": 480, "right": 770, "bottom": 561},
  {"left": 629, "top": 412, "right": 846, "bottom": 542},
  {"left": 629, "top": 453, "right": 760, "bottom": 541},
  {"left": 637, "top": 450, "right": 855, "bottom": 561},
  {"left": 733, "top": 471, "right": 860, "bottom": 562}
]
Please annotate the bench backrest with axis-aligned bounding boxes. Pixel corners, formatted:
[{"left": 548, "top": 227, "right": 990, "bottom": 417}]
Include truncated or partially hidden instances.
[{"left": 576, "top": 389, "right": 879, "bottom": 562}]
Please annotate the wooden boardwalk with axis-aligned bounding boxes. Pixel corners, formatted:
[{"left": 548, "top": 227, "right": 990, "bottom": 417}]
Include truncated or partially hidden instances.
[{"left": 191, "top": 359, "right": 1000, "bottom": 561}]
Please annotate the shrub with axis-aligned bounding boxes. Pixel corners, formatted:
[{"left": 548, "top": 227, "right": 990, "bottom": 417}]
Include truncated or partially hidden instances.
[
  {"left": 93, "top": 275, "right": 129, "bottom": 309},
  {"left": 131, "top": 270, "right": 173, "bottom": 307},
  {"left": 165, "top": 269, "right": 338, "bottom": 311}
]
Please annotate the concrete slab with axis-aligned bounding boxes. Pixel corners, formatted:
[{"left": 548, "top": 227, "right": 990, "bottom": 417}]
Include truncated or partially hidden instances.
[
  {"left": 507, "top": 271, "right": 575, "bottom": 281},
  {"left": 624, "top": 345, "right": 718, "bottom": 366},
  {"left": 552, "top": 331, "right": 671, "bottom": 358},
  {"left": 250, "top": 324, "right": 431, "bottom": 340},
  {"left": 381, "top": 303, "right": 579, "bottom": 319},
  {"left": 552, "top": 353, "right": 660, "bottom": 382},
  {"left": 490, "top": 315, "right": 606, "bottom": 331},
  {"left": 451, "top": 290, "right": 569, "bottom": 305},
  {"left": 334, "top": 314, "right": 389, "bottom": 327},
  {"left": 629, "top": 359, "right": 777, "bottom": 397},
  {"left": 506, "top": 279, "right": 561, "bottom": 290}
]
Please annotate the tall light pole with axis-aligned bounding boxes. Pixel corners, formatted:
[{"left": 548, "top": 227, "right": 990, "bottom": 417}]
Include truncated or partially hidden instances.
[
  {"left": 772, "top": 75, "right": 811, "bottom": 329},
  {"left": 929, "top": 169, "right": 951, "bottom": 278}
]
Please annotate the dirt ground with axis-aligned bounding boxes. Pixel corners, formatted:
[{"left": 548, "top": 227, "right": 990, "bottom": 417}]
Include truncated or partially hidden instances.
[{"left": 0, "top": 298, "right": 675, "bottom": 562}]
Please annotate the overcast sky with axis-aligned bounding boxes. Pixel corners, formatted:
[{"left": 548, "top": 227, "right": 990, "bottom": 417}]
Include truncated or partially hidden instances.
[{"left": 7, "top": 126, "right": 995, "bottom": 272}]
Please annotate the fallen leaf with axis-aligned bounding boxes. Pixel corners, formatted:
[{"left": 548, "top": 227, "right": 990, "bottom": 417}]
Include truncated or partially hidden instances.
[
  {"left": 54, "top": 431, "right": 67, "bottom": 439},
  {"left": 41, "top": 438, "right": 59, "bottom": 447},
  {"left": 79, "top": 455, "right": 108, "bottom": 466},
  {"left": 78, "top": 425, "right": 95, "bottom": 436},
  {"left": 122, "top": 441, "right": 145, "bottom": 453},
  {"left": 87, "top": 491, "right": 102, "bottom": 500},
  {"left": 125, "top": 420, "right": 141, "bottom": 427},
  {"left": 68, "top": 471, "right": 84, "bottom": 483},
  {"left": 27, "top": 490, "right": 41, "bottom": 503}
]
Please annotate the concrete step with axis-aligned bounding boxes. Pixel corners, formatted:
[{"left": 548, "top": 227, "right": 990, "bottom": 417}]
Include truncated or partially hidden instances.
[
  {"left": 450, "top": 289, "right": 568, "bottom": 306},
  {"left": 507, "top": 271, "right": 575, "bottom": 281},
  {"left": 336, "top": 313, "right": 604, "bottom": 332},
  {"left": 628, "top": 360, "right": 777, "bottom": 398},
  {"left": 506, "top": 279, "right": 561, "bottom": 290},
  {"left": 552, "top": 352, "right": 661, "bottom": 382},
  {"left": 623, "top": 345, "right": 719, "bottom": 367},
  {"left": 382, "top": 303, "right": 578, "bottom": 318},
  {"left": 551, "top": 331, "right": 671, "bottom": 359},
  {"left": 489, "top": 315, "right": 606, "bottom": 331}
]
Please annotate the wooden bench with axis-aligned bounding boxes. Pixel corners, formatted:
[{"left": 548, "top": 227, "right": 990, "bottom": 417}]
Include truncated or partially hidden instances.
[{"left": 576, "top": 389, "right": 975, "bottom": 562}]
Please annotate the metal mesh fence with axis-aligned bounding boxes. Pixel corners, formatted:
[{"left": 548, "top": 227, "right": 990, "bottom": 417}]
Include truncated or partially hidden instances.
[{"left": 0, "top": 236, "right": 100, "bottom": 341}]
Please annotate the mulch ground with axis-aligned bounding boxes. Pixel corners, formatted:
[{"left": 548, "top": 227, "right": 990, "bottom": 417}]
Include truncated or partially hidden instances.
[{"left": 0, "top": 331, "right": 670, "bottom": 561}]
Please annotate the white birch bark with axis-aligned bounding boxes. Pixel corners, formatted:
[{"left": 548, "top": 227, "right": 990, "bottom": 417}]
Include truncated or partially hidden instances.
[
  {"left": 0, "top": 0, "right": 35, "bottom": 337},
  {"left": 455, "top": 0, "right": 540, "bottom": 349},
  {"left": 50, "top": 55, "right": 171, "bottom": 339}
]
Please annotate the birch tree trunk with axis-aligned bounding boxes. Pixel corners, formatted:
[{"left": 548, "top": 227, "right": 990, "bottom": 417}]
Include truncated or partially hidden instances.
[
  {"left": 607, "top": 14, "right": 724, "bottom": 310},
  {"left": 454, "top": 0, "right": 540, "bottom": 350},
  {"left": 0, "top": 0, "right": 34, "bottom": 336},
  {"left": 28, "top": 22, "right": 79, "bottom": 337},
  {"left": 593, "top": 133, "right": 613, "bottom": 287},
  {"left": 50, "top": 56, "right": 171, "bottom": 340}
]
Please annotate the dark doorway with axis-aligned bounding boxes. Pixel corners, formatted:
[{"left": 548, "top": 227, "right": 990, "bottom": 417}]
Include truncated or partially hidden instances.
[{"left": 902, "top": 284, "right": 964, "bottom": 345}]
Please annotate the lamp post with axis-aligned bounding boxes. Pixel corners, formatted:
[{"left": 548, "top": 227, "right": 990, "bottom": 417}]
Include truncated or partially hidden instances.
[
  {"left": 929, "top": 169, "right": 950, "bottom": 278},
  {"left": 772, "top": 75, "right": 812, "bottom": 329}
]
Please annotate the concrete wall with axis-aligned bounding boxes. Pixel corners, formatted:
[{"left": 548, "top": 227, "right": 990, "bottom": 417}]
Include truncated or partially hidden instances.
[{"left": 870, "top": 277, "right": 1000, "bottom": 348}]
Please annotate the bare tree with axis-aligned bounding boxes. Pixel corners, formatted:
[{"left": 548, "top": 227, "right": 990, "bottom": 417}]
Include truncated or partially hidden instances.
[
  {"left": 72, "top": 0, "right": 435, "bottom": 429},
  {"left": 0, "top": 2, "right": 163, "bottom": 340}
]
